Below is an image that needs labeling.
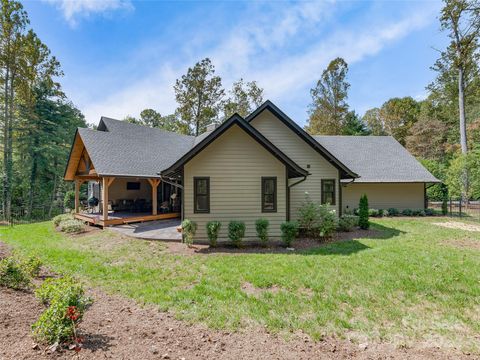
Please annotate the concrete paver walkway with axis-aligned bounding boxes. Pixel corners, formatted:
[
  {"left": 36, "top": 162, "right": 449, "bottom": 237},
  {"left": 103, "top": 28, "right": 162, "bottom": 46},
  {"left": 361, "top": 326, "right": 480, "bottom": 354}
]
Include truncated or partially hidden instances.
[{"left": 110, "top": 219, "right": 182, "bottom": 241}]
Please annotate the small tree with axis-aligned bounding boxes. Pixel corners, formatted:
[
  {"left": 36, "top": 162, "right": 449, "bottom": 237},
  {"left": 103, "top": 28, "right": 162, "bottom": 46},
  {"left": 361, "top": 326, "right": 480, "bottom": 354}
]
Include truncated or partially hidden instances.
[
  {"left": 206, "top": 221, "right": 221, "bottom": 247},
  {"left": 255, "top": 218, "right": 269, "bottom": 246},
  {"left": 297, "top": 193, "right": 320, "bottom": 237},
  {"left": 358, "top": 194, "right": 370, "bottom": 230}
]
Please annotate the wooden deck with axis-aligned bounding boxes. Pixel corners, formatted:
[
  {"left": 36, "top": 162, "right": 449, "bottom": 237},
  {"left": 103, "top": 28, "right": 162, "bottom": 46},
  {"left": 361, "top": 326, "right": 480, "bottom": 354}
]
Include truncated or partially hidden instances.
[{"left": 74, "top": 211, "right": 180, "bottom": 227}]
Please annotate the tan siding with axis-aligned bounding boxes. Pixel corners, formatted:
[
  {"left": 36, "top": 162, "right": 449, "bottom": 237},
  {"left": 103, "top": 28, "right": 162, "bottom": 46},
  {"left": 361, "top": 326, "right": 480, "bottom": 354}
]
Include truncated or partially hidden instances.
[
  {"left": 108, "top": 178, "right": 151, "bottom": 203},
  {"left": 250, "top": 110, "right": 339, "bottom": 219},
  {"left": 342, "top": 183, "right": 425, "bottom": 211},
  {"left": 184, "top": 125, "right": 287, "bottom": 241}
]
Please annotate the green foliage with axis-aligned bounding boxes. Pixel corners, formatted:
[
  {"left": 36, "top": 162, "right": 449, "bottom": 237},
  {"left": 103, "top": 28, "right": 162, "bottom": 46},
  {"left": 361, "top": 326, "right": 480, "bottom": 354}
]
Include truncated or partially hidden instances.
[
  {"left": 63, "top": 191, "right": 75, "bottom": 210},
  {"left": 32, "top": 276, "right": 91, "bottom": 344},
  {"left": 306, "top": 57, "right": 350, "bottom": 135},
  {"left": 297, "top": 193, "right": 321, "bottom": 237},
  {"left": 368, "top": 209, "right": 379, "bottom": 217},
  {"left": 182, "top": 219, "right": 197, "bottom": 247},
  {"left": 255, "top": 218, "right": 269, "bottom": 245},
  {"left": 280, "top": 221, "right": 299, "bottom": 247},
  {"left": 402, "top": 209, "right": 413, "bottom": 216},
  {"left": 387, "top": 208, "right": 400, "bottom": 216},
  {"left": 174, "top": 58, "right": 225, "bottom": 136},
  {"left": 342, "top": 110, "right": 370, "bottom": 135},
  {"left": 206, "top": 221, "right": 221, "bottom": 247},
  {"left": 228, "top": 221, "right": 246, "bottom": 248},
  {"left": 446, "top": 147, "right": 480, "bottom": 200},
  {"left": 223, "top": 78, "right": 264, "bottom": 118},
  {"left": 337, "top": 215, "right": 359, "bottom": 232},
  {"left": 124, "top": 109, "right": 182, "bottom": 133},
  {"left": 17, "top": 254, "right": 42, "bottom": 277},
  {"left": 358, "top": 194, "right": 370, "bottom": 230},
  {"left": 58, "top": 219, "right": 85, "bottom": 234},
  {"left": 52, "top": 213, "right": 73, "bottom": 227},
  {"left": 441, "top": 184, "right": 449, "bottom": 215},
  {"left": 317, "top": 204, "right": 337, "bottom": 239},
  {"left": 425, "top": 208, "right": 435, "bottom": 216},
  {"left": 0, "top": 257, "right": 31, "bottom": 290}
]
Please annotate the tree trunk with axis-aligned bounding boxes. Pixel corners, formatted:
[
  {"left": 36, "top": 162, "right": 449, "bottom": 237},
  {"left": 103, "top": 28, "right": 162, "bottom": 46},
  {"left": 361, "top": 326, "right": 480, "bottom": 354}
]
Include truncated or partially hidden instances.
[
  {"left": 2, "top": 65, "right": 10, "bottom": 220},
  {"left": 458, "top": 66, "right": 468, "bottom": 154}
]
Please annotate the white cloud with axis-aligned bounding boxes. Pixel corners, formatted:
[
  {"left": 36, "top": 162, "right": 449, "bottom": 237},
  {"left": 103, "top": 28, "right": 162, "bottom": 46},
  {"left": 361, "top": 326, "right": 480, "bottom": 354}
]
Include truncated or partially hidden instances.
[
  {"left": 76, "top": 1, "right": 438, "bottom": 124},
  {"left": 44, "top": 0, "right": 133, "bottom": 26}
]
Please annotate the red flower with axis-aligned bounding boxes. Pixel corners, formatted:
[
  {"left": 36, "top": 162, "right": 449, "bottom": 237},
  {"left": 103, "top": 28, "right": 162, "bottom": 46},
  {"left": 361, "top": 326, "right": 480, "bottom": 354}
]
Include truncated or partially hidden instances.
[{"left": 66, "top": 306, "right": 80, "bottom": 321}]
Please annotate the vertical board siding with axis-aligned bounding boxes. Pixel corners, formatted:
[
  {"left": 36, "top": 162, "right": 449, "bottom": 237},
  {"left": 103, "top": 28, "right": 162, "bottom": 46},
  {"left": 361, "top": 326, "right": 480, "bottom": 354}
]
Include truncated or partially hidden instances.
[
  {"left": 342, "top": 183, "right": 425, "bottom": 211},
  {"left": 184, "top": 125, "right": 287, "bottom": 241},
  {"left": 250, "top": 110, "right": 339, "bottom": 219}
]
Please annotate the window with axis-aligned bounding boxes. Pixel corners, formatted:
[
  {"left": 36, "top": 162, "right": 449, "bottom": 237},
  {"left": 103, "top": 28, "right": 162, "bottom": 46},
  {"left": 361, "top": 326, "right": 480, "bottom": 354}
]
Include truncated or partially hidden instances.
[
  {"left": 261, "top": 177, "right": 277, "bottom": 212},
  {"left": 194, "top": 177, "right": 210, "bottom": 213},
  {"left": 126, "top": 182, "right": 140, "bottom": 190},
  {"left": 321, "top": 179, "right": 336, "bottom": 205}
]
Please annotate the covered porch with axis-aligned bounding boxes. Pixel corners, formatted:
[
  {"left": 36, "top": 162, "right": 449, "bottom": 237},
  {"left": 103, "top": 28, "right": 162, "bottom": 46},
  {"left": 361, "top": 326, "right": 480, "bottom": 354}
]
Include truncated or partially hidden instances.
[{"left": 72, "top": 176, "right": 181, "bottom": 227}]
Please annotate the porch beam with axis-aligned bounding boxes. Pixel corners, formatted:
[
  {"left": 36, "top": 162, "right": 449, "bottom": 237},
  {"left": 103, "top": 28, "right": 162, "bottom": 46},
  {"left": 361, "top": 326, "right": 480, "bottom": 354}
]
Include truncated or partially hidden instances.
[
  {"left": 102, "top": 177, "right": 112, "bottom": 222},
  {"left": 74, "top": 179, "right": 84, "bottom": 214},
  {"left": 148, "top": 178, "right": 161, "bottom": 215}
]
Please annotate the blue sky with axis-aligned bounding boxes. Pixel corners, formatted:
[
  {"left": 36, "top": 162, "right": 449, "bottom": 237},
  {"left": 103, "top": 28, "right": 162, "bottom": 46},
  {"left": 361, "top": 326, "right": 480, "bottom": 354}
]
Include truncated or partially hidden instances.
[{"left": 24, "top": 0, "right": 448, "bottom": 127}]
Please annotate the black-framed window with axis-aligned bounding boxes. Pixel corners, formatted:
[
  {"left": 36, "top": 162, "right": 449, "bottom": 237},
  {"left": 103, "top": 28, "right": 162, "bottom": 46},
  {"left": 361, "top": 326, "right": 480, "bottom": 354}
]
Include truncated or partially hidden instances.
[
  {"left": 261, "top": 177, "right": 277, "bottom": 212},
  {"left": 194, "top": 177, "right": 210, "bottom": 213},
  {"left": 321, "top": 179, "right": 336, "bottom": 205}
]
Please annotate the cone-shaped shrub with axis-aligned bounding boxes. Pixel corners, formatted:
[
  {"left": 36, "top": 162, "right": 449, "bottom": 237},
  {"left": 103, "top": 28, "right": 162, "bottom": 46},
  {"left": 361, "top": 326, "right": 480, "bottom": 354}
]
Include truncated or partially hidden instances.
[{"left": 358, "top": 194, "right": 370, "bottom": 230}]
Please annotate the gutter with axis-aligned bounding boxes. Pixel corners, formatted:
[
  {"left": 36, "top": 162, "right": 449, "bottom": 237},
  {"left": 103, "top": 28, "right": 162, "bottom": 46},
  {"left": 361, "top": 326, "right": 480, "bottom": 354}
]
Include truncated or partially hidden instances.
[{"left": 288, "top": 175, "right": 308, "bottom": 188}]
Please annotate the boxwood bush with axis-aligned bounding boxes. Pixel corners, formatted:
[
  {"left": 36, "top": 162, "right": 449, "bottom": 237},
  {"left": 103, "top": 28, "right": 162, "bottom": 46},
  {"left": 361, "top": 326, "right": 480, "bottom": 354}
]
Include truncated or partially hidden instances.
[
  {"left": 337, "top": 215, "right": 359, "bottom": 232},
  {"left": 280, "top": 221, "right": 299, "bottom": 247},
  {"left": 255, "top": 218, "right": 269, "bottom": 246},
  {"left": 182, "top": 219, "right": 197, "bottom": 247},
  {"left": 206, "top": 221, "right": 221, "bottom": 247},
  {"left": 58, "top": 219, "right": 85, "bottom": 234},
  {"left": 228, "top": 221, "right": 246, "bottom": 248}
]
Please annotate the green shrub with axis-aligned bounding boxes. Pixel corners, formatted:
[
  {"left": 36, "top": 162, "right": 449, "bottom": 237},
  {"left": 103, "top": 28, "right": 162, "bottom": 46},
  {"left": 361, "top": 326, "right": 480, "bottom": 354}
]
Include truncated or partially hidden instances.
[
  {"left": 281, "top": 221, "right": 299, "bottom": 247},
  {"left": 368, "top": 208, "right": 379, "bottom": 217},
  {"left": 52, "top": 214, "right": 73, "bottom": 227},
  {"left": 387, "top": 208, "right": 399, "bottom": 216},
  {"left": 358, "top": 194, "right": 369, "bottom": 230},
  {"left": 59, "top": 219, "right": 85, "bottom": 234},
  {"left": 412, "top": 209, "right": 426, "bottom": 217},
  {"left": 33, "top": 276, "right": 91, "bottom": 345},
  {"left": 378, "top": 209, "right": 384, "bottom": 217},
  {"left": 402, "top": 209, "right": 413, "bottom": 216},
  {"left": 228, "top": 221, "right": 246, "bottom": 248},
  {"left": 206, "top": 221, "right": 221, "bottom": 247},
  {"left": 425, "top": 208, "right": 435, "bottom": 216},
  {"left": 63, "top": 191, "right": 76, "bottom": 210},
  {"left": 297, "top": 193, "right": 320, "bottom": 237},
  {"left": 382, "top": 209, "right": 389, "bottom": 217},
  {"left": 337, "top": 215, "right": 359, "bottom": 232},
  {"left": 18, "top": 254, "right": 42, "bottom": 277},
  {"left": 317, "top": 204, "right": 337, "bottom": 239},
  {"left": 182, "top": 219, "right": 197, "bottom": 247},
  {"left": 0, "top": 257, "right": 31, "bottom": 290},
  {"left": 255, "top": 218, "right": 269, "bottom": 246}
]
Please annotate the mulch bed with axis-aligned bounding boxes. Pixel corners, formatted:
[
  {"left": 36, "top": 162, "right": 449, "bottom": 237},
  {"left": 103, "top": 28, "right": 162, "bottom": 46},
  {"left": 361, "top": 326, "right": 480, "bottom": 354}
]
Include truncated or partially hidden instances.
[{"left": 0, "top": 285, "right": 473, "bottom": 360}]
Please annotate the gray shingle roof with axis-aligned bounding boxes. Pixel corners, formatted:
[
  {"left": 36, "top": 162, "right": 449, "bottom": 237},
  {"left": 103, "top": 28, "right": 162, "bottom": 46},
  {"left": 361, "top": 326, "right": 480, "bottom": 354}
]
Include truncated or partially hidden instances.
[
  {"left": 79, "top": 118, "right": 195, "bottom": 178},
  {"left": 313, "top": 135, "right": 440, "bottom": 183}
]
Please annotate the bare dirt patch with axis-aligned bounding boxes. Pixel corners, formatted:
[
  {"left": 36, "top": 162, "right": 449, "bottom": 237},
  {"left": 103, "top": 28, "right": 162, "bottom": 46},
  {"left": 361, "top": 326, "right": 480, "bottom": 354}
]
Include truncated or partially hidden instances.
[
  {"left": 433, "top": 221, "right": 480, "bottom": 232},
  {"left": 444, "top": 237, "right": 480, "bottom": 250},
  {"left": 241, "top": 282, "right": 282, "bottom": 298},
  {"left": 1, "top": 286, "right": 474, "bottom": 360}
]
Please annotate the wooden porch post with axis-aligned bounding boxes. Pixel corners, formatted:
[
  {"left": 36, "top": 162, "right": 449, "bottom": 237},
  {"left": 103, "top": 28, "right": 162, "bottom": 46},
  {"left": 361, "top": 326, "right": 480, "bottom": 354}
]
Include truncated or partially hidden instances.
[
  {"left": 74, "top": 180, "right": 81, "bottom": 213},
  {"left": 148, "top": 179, "right": 161, "bottom": 215},
  {"left": 102, "top": 177, "right": 115, "bottom": 222}
]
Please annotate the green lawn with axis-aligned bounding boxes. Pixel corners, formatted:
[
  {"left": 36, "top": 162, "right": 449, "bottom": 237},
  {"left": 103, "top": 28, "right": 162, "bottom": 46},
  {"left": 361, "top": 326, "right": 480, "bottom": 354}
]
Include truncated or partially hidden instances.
[{"left": 2, "top": 218, "right": 479, "bottom": 351}]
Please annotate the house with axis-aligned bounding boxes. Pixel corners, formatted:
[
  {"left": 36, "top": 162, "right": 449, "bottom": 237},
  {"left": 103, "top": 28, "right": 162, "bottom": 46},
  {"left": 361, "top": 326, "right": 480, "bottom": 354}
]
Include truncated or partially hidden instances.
[{"left": 64, "top": 100, "right": 439, "bottom": 239}]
